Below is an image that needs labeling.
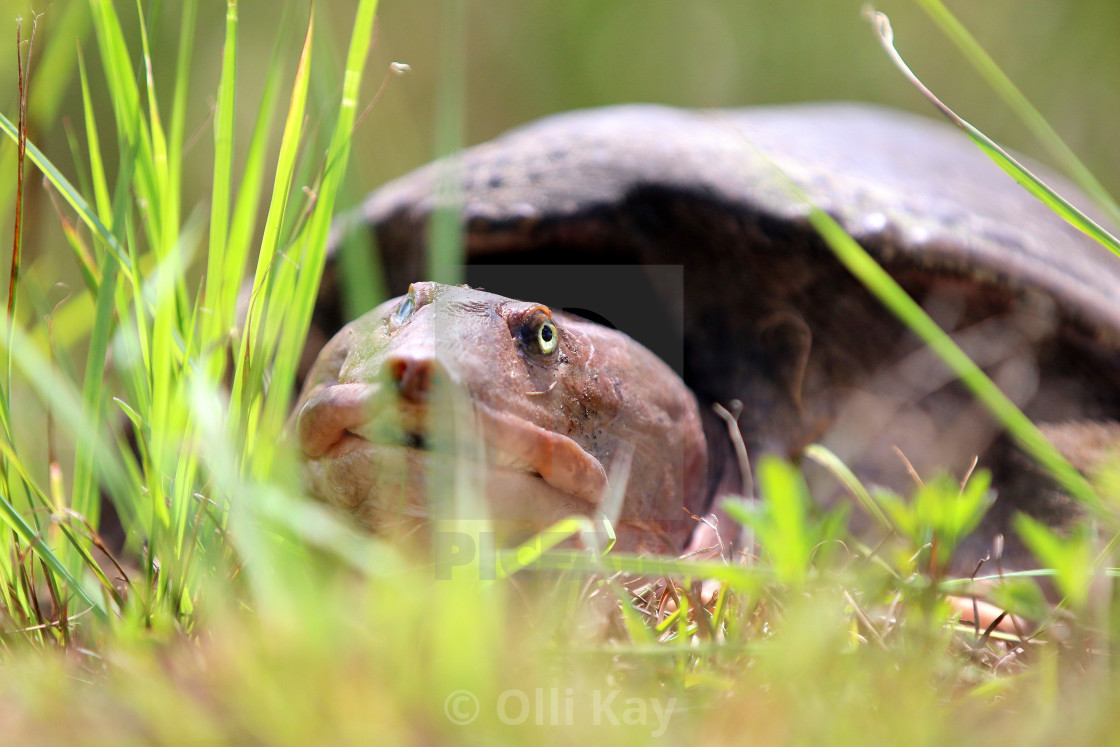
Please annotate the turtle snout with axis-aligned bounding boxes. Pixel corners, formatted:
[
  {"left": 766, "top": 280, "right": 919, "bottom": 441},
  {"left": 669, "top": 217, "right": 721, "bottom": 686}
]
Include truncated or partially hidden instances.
[{"left": 385, "top": 351, "right": 435, "bottom": 403}]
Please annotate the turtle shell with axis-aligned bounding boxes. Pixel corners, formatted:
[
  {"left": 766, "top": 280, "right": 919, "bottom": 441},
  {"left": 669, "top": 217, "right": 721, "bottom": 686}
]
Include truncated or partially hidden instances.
[
  {"left": 335, "top": 103, "right": 1120, "bottom": 333},
  {"left": 315, "top": 102, "right": 1120, "bottom": 567}
]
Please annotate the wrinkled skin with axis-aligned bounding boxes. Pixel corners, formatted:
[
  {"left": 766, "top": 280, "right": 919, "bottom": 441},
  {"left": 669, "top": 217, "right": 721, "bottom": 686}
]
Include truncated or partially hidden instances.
[{"left": 294, "top": 282, "right": 707, "bottom": 552}]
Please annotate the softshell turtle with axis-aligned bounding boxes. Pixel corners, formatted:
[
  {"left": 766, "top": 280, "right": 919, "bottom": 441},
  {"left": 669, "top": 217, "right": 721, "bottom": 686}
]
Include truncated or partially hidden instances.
[
  {"left": 297, "top": 102, "right": 1120, "bottom": 567},
  {"left": 295, "top": 280, "right": 707, "bottom": 553}
]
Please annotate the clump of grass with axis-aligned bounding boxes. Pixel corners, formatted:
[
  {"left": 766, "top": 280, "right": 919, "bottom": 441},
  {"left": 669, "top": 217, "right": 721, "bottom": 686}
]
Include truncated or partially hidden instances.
[{"left": 0, "top": 0, "right": 381, "bottom": 639}]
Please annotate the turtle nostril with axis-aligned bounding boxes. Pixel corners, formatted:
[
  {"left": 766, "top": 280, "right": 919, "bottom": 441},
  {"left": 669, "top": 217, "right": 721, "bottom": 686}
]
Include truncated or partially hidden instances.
[{"left": 387, "top": 353, "right": 432, "bottom": 403}]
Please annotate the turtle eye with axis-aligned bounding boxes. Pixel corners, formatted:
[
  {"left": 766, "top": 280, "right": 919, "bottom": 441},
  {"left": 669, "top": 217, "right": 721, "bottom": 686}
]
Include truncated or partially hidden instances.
[
  {"left": 515, "top": 308, "right": 560, "bottom": 357},
  {"left": 536, "top": 319, "right": 559, "bottom": 355},
  {"left": 393, "top": 292, "right": 416, "bottom": 325}
]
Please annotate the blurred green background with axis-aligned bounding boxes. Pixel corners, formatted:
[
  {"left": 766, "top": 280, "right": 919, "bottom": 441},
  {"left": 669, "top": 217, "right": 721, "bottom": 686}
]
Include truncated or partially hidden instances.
[{"left": 0, "top": 0, "right": 1117, "bottom": 275}]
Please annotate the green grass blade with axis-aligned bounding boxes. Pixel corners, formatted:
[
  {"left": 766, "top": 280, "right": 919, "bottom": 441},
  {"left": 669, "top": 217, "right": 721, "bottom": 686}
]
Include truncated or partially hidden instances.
[
  {"left": 859, "top": 11, "right": 1111, "bottom": 516},
  {"left": 0, "top": 113, "right": 132, "bottom": 280},
  {"left": 805, "top": 198, "right": 1100, "bottom": 515},
  {"left": 202, "top": 0, "right": 238, "bottom": 358},
  {"left": 869, "top": 11, "right": 1120, "bottom": 259},
  {"left": 492, "top": 516, "right": 592, "bottom": 580},
  {"left": 166, "top": 0, "right": 196, "bottom": 240},
  {"left": 804, "top": 443, "right": 894, "bottom": 534},
  {"left": 88, "top": 0, "right": 161, "bottom": 244},
  {"left": 259, "top": 0, "right": 380, "bottom": 443},
  {"left": 428, "top": 0, "right": 466, "bottom": 286},
  {"left": 135, "top": 0, "right": 170, "bottom": 221},
  {"left": 69, "top": 256, "right": 120, "bottom": 535},
  {"left": 0, "top": 488, "right": 106, "bottom": 621},
  {"left": 86, "top": 2, "right": 142, "bottom": 211},
  {"left": 909, "top": 0, "right": 1120, "bottom": 229},
  {"left": 0, "top": 324, "right": 137, "bottom": 621},
  {"left": 231, "top": 11, "right": 315, "bottom": 430},
  {"left": 77, "top": 47, "right": 113, "bottom": 227},
  {"left": 223, "top": 68, "right": 282, "bottom": 326}
]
